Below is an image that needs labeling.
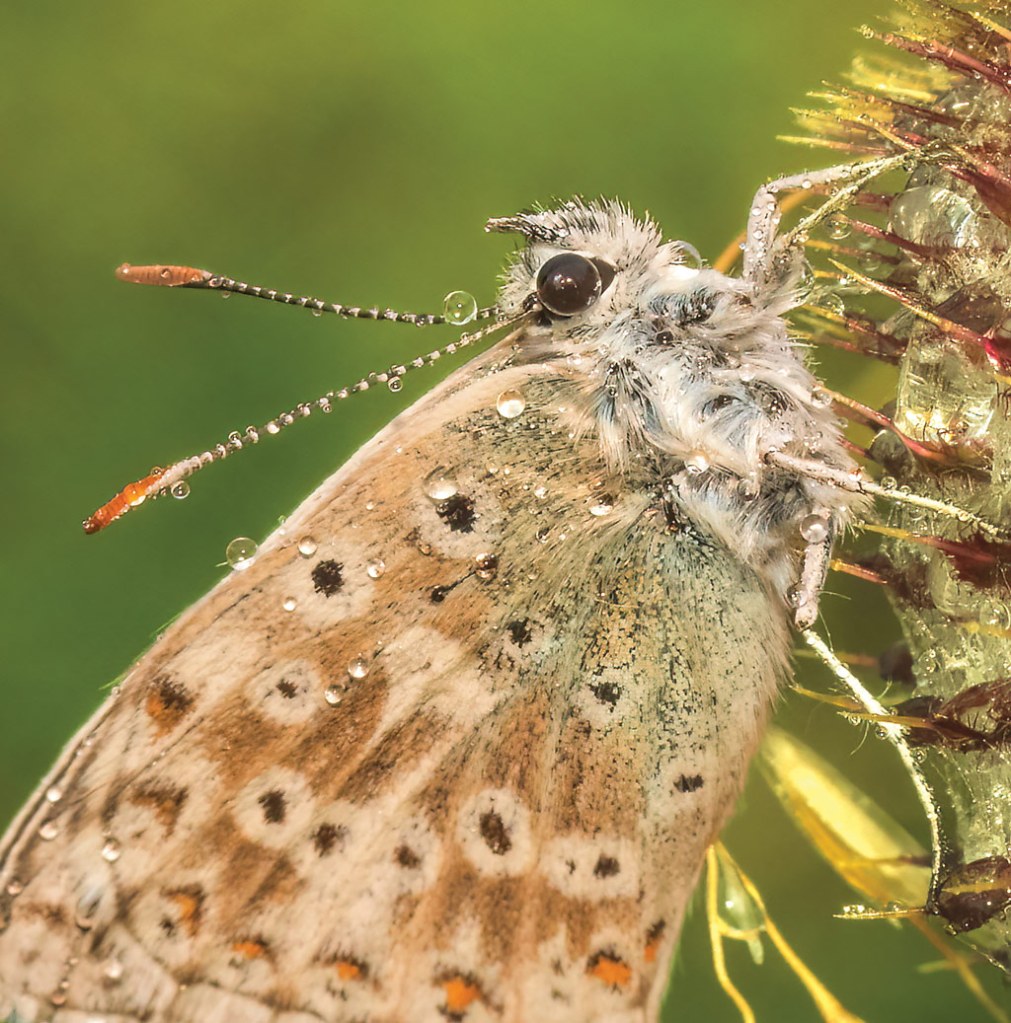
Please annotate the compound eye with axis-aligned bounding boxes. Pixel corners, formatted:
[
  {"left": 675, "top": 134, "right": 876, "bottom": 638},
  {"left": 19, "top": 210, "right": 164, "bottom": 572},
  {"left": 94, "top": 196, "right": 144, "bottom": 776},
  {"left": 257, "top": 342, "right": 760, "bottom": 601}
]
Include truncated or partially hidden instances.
[{"left": 535, "top": 253, "right": 602, "bottom": 317}]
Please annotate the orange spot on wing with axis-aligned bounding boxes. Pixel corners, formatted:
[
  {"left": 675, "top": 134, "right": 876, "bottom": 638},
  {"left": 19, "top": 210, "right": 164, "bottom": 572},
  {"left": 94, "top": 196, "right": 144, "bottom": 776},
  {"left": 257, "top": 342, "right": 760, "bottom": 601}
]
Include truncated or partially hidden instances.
[
  {"left": 587, "top": 950, "right": 632, "bottom": 989},
  {"left": 115, "top": 263, "right": 210, "bottom": 287},
  {"left": 441, "top": 974, "right": 482, "bottom": 1016},
  {"left": 144, "top": 676, "right": 194, "bottom": 735},
  {"left": 644, "top": 920, "right": 667, "bottom": 964},
  {"left": 232, "top": 938, "right": 268, "bottom": 959},
  {"left": 83, "top": 469, "right": 166, "bottom": 534},
  {"left": 164, "top": 887, "right": 203, "bottom": 937},
  {"left": 129, "top": 783, "right": 188, "bottom": 834},
  {"left": 335, "top": 959, "right": 363, "bottom": 981}
]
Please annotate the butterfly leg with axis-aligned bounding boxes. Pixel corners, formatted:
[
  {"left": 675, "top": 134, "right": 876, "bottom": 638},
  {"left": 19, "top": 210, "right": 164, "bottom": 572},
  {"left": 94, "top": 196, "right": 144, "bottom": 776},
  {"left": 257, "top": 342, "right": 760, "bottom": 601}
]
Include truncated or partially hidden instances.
[
  {"left": 744, "top": 155, "right": 907, "bottom": 287},
  {"left": 764, "top": 448, "right": 1006, "bottom": 539},
  {"left": 792, "top": 509, "right": 834, "bottom": 629}
]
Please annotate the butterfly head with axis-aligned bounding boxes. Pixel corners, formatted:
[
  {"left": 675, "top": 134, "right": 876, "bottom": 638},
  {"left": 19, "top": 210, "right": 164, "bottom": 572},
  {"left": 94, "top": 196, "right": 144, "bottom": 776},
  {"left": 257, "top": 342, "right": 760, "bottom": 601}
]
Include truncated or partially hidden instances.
[{"left": 487, "top": 199, "right": 712, "bottom": 342}]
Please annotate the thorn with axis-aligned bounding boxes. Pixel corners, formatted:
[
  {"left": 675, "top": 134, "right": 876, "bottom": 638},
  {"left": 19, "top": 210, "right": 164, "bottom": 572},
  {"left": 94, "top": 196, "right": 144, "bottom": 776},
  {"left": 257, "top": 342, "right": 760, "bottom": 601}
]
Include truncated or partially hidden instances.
[{"left": 828, "top": 260, "right": 1010, "bottom": 371}]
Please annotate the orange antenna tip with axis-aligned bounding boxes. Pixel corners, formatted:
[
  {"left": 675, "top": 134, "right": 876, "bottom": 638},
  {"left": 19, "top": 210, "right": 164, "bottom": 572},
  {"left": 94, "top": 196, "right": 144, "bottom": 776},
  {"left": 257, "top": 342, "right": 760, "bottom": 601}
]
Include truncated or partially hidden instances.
[
  {"left": 82, "top": 468, "right": 167, "bottom": 534},
  {"left": 115, "top": 263, "right": 212, "bottom": 287}
]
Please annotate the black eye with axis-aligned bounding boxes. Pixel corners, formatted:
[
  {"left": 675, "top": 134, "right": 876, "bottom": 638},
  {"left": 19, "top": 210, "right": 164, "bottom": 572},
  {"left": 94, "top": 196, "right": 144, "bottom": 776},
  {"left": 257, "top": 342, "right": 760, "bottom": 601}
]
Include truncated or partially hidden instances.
[{"left": 535, "top": 253, "right": 607, "bottom": 317}]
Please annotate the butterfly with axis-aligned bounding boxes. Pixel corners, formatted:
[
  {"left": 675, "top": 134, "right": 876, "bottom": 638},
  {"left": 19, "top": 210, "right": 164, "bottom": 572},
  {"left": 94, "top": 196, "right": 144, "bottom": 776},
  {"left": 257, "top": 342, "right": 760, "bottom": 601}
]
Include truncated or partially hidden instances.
[{"left": 2, "top": 145, "right": 929, "bottom": 1022}]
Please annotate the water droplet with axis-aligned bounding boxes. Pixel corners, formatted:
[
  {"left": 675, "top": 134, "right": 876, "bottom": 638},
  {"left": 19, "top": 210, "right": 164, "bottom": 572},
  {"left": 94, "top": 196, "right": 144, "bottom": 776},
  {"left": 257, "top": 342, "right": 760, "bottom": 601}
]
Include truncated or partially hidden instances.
[
  {"left": 535, "top": 526, "right": 551, "bottom": 544},
  {"left": 102, "top": 957, "right": 125, "bottom": 983},
  {"left": 918, "top": 647, "right": 942, "bottom": 674},
  {"left": 671, "top": 241, "right": 703, "bottom": 279},
  {"left": 496, "top": 389, "right": 526, "bottom": 419},
  {"left": 879, "top": 476, "right": 897, "bottom": 490},
  {"left": 297, "top": 536, "right": 318, "bottom": 558},
  {"left": 799, "top": 513, "right": 830, "bottom": 543},
  {"left": 424, "top": 468, "right": 459, "bottom": 502},
  {"left": 534, "top": 485, "right": 548, "bottom": 500},
  {"left": 282, "top": 597, "right": 298, "bottom": 612},
  {"left": 981, "top": 601, "right": 1011, "bottom": 630},
  {"left": 794, "top": 261, "right": 816, "bottom": 303},
  {"left": 348, "top": 657, "right": 370, "bottom": 680},
  {"left": 685, "top": 450, "right": 710, "bottom": 475},
  {"left": 811, "top": 387, "right": 832, "bottom": 408},
  {"left": 265, "top": 420, "right": 281, "bottom": 435},
  {"left": 714, "top": 847, "right": 765, "bottom": 964},
  {"left": 861, "top": 249, "right": 884, "bottom": 274},
  {"left": 311, "top": 306, "right": 323, "bottom": 317},
  {"left": 443, "top": 290, "right": 478, "bottom": 326},
  {"left": 101, "top": 838, "right": 121, "bottom": 863},
  {"left": 45, "top": 786, "right": 63, "bottom": 804},
  {"left": 802, "top": 430, "right": 823, "bottom": 453},
  {"left": 5, "top": 879, "right": 23, "bottom": 897},
  {"left": 39, "top": 820, "right": 59, "bottom": 841},
  {"left": 387, "top": 377, "right": 403, "bottom": 393},
  {"left": 737, "top": 475, "right": 761, "bottom": 501},
  {"left": 890, "top": 184, "right": 980, "bottom": 248},
  {"left": 475, "top": 552, "right": 499, "bottom": 580},
  {"left": 822, "top": 292, "right": 846, "bottom": 318},
  {"left": 826, "top": 215, "right": 851, "bottom": 240},
  {"left": 170, "top": 481, "right": 190, "bottom": 500},
  {"left": 226, "top": 537, "right": 258, "bottom": 571},
  {"left": 366, "top": 558, "right": 386, "bottom": 579},
  {"left": 589, "top": 496, "right": 614, "bottom": 517},
  {"left": 324, "top": 684, "right": 344, "bottom": 706}
]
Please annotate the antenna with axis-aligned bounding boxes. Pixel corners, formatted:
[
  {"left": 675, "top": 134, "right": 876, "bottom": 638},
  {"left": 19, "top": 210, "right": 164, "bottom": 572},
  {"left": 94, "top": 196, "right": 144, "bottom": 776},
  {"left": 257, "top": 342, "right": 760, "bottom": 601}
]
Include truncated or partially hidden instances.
[
  {"left": 114, "top": 263, "right": 499, "bottom": 327},
  {"left": 84, "top": 267, "right": 528, "bottom": 534}
]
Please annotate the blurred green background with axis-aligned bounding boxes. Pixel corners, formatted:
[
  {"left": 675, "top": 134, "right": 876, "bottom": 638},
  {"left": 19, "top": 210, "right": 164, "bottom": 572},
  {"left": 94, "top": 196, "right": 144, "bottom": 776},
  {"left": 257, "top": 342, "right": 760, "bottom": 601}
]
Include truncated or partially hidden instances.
[{"left": 2, "top": 2, "right": 1006, "bottom": 1020}]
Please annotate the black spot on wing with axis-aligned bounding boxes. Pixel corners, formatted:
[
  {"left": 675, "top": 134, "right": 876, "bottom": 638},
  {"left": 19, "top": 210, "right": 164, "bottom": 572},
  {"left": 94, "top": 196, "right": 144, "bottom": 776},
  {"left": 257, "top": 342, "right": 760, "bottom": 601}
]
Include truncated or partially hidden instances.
[
  {"left": 258, "top": 789, "right": 287, "bottom": 823},
  {"left": 437, "top": 494, "right": 477, "bottom": 532},
  {"left": 395, "top": 844, "right": 422, "bottom": 868},
  {"left": 506, "top": 619, "right": 532, "bottom": 647},
  {"left": 312, "top": 559, "right": 345, "bottom": 596},
  {"left": 673, "top": 774, "right": 704, "bottom": 793},
  {"left": 479, "top": 810, "right": 512, "bottom": 855},
  {"left": 593, "top": 854, "right": 620, "bottom": 878},
  {"left": 312, "top": 822, "right": 347, "bottom": 856},
  {"left": 590, "top": 680, "right": 621, "bottom": 707}
]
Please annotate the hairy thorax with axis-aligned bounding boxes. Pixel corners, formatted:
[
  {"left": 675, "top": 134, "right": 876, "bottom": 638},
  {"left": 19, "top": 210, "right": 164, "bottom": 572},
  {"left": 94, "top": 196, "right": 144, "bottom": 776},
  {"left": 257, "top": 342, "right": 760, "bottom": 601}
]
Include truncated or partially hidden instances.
[{"left": 493, "top": 201, "right": 861, "bottom": 601}]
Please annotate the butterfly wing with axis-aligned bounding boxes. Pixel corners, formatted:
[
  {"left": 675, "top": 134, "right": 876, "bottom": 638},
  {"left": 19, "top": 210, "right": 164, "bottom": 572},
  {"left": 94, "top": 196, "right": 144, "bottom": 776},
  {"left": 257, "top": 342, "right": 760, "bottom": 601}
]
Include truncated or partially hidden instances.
[{"left": 0, "top": 345, "right": 790, "bottom": 1023}]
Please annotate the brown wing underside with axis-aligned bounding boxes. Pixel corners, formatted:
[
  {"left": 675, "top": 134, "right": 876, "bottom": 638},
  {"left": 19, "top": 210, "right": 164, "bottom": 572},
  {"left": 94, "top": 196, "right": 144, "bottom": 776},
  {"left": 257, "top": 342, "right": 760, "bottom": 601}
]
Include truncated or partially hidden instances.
[{"left": 0, "top": 350, "right": 789, "bottom": 1023}]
